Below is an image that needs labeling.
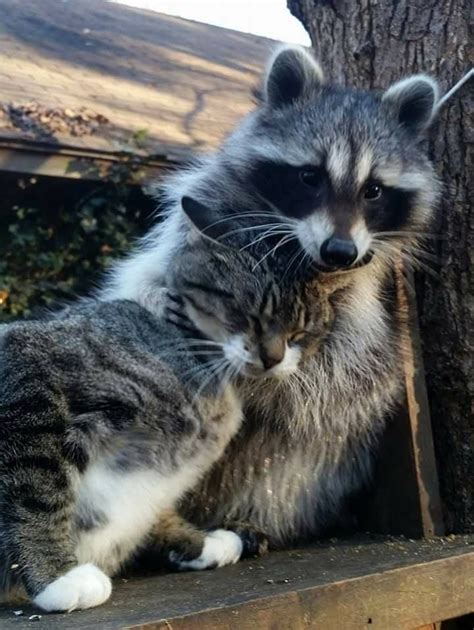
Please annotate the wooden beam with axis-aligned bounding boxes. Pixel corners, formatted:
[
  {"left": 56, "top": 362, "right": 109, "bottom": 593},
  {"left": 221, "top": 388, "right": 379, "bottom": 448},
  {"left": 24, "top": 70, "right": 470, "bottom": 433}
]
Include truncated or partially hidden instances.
[
  {"left": 0, "top": 536, "right": 472, "bottom": 629},
  {"left": 135, "top": 553, "right": 474, "bottom": 630},
  {"left": 361, "top": 265, "right": 444, "bottom": 538},
  {"left": 0, "top": 142, "right": 175, "bottom": 183},
  {"left": 396, "top": 266, "right": 444, "bottom": 537}
]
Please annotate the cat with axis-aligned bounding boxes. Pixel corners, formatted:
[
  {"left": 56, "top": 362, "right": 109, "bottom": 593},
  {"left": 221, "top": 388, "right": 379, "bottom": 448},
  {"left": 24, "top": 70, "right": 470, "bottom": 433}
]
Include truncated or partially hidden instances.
[{"left": 0, "top": 234, "right": 334, "bottom": 612}]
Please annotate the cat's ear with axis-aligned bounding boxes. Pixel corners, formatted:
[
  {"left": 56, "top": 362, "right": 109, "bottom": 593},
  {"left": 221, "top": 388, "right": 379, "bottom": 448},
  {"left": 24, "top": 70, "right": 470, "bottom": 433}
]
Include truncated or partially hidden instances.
[
  {"left": 382, "top": 75, "right": 439, "bottom": 134},
  {"left": 264, "top": 45, "right": 324, "bottom": 108},
  {"left": 181, "top": 196, "right": 229, "bottom": 242}
]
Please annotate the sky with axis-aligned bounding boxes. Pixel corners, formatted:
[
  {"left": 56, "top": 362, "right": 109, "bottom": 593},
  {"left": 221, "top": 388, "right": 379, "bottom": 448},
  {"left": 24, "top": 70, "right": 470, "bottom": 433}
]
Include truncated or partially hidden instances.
[{"left": 109, "top": 0, "right": 311, "bottom": 45}]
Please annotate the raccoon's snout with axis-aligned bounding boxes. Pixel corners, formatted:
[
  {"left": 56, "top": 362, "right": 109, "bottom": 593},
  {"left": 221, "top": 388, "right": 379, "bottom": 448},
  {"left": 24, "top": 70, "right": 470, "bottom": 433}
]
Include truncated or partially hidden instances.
[{"left": 320, "top": 237, "right": 358, "bottom": 268}]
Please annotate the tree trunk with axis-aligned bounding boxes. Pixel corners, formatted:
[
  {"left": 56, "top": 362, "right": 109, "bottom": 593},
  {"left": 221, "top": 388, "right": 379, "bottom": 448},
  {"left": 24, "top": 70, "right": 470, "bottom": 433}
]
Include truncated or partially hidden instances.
[{"left": 288, "top": 0, "right": 473, "bottom": 533}]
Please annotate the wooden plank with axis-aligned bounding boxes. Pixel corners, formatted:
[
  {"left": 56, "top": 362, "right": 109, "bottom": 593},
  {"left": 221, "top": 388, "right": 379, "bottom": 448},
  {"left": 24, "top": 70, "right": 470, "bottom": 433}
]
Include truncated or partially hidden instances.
[
  {"left": 0, "top": 536, "right": 472, "bottom": 629},
  {"left": 0, "top": 140, "right": 172, "bottom": 183},
  {"left": 361, "top": 265, "right": 444, "bottom": 538},
  {"left": 128, "top": 553, "right": 474, "bottom": 630},
  {"left": 396, "top": 266, "right": 444, "bottom": 537}
]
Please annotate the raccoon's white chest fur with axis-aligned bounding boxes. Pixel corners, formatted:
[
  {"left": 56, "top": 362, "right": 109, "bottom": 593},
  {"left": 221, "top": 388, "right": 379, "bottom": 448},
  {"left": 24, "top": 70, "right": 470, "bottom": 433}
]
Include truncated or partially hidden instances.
[{"left": 186, "top": 266, "right": 403, "bottom": 543}]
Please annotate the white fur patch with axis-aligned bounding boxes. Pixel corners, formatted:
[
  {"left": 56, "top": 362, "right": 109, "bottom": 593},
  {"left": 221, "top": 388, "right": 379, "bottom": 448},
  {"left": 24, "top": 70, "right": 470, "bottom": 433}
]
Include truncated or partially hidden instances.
[
  {"left": 33, "top": 564, "right": 111, "bottom": 612},
  {"left": 373, "top": 161, "right": 403, "bottom": 187},
  {"left": 270, "top": 345, "right": 301, "bottom": 377},
  {"left": 170, "top": 530, "right": 243, "bottom": 570},
  {"left": 350, "top": 219, "right": 372, "bottom": 261},
  {"left": 355, "top": 145, "right": 373, "bottom": 187},
  {"left": 75, "top": 464, "right": 200, "bottom": 574},
  {"left": 327, "top": 138, "right": 351, "bottom": 185},
  {"left": 295, "top": 210, "right": 333, "bottom": 262},
  {"left": 223, "top": 335, "right": 250, "bottom": 369}
]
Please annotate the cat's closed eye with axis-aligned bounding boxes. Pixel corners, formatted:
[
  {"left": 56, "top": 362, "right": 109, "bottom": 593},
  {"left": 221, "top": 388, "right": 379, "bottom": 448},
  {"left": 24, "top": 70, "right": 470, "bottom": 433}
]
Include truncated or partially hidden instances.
[{"left": 288, "top": 330, "right": 306, "bottom": 343}]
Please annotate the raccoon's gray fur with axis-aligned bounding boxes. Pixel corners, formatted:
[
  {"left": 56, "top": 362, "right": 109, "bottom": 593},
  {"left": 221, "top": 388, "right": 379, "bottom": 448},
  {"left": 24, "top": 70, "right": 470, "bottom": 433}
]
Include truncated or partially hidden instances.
[
  {"left": 101, "top": 47, "right": 441, "bottom": 545},
  {"left": 0, "top": 237, "right": 332, "bottom": 611}
]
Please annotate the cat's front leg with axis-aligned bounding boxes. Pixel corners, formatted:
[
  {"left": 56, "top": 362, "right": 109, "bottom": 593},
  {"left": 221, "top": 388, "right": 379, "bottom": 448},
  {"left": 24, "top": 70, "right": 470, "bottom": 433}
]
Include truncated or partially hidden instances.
[
  {"left": 145, "top": 509, "right": 243, "bottom": 571},
  {"left": 170, "top": 529, "right": 243, "bottom": 571},
  {"left": 0, "top": 446, "right": 111, "bottom": 612},
  {"left": 32, "top": 564, "right": 111, "bottom": 613}
]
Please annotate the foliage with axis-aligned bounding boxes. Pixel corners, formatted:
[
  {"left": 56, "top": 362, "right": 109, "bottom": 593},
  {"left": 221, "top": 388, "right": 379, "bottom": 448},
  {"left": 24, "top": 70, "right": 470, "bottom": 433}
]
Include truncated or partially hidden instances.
[{"left": 0, "top": 172, "right": 156, "bottom": 322}]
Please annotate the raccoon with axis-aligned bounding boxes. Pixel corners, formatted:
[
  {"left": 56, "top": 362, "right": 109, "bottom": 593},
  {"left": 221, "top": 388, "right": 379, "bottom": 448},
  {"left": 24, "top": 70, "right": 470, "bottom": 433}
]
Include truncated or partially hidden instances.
[{"left": 101, "top": 46, "right": 441, "bottom": 545}]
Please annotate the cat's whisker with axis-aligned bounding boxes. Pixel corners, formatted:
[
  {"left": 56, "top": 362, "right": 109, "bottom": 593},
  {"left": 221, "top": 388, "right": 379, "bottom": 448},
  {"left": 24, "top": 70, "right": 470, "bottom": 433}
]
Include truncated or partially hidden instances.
[
  {"left": 191, "top": 358, "right": 229, "bottom": 403},
  {"left": 182, "top": 358, "right": 223, "bottom": 381},
  {"left": 154, "top": 339, "right": 223, "bottom": 351}
]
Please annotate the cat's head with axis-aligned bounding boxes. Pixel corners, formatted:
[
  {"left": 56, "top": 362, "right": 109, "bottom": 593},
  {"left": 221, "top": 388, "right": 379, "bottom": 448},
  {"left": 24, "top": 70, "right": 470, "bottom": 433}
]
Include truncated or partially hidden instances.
[{"left": 166, "top": 197, "right": 333, "bottom": 379}]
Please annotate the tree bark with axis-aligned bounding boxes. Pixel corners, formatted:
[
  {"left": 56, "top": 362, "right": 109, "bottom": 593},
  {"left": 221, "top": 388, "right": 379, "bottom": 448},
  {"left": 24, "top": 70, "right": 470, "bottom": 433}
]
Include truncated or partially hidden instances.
[{"left": 288, "top": 0, "right": 473, "bottom": 533}]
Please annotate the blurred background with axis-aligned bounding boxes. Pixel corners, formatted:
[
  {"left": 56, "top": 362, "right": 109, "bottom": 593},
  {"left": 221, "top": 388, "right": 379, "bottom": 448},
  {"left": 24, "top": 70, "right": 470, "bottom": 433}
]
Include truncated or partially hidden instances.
[{"left": 0, "top": 0, "right": 306, "bottom": 320}]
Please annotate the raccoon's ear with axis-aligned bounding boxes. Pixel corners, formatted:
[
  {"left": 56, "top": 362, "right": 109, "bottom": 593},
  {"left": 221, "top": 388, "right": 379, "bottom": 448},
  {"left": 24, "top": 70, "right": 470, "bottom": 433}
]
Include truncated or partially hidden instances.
[
  {"left": 181, "top": 196, "right": 228, "bottom": 242},
  {"left": 264, "top": 45, "right": 324, "bottom": 108},
  {"left": 382, "top": 75, "right": 439, "bottom": 134}
]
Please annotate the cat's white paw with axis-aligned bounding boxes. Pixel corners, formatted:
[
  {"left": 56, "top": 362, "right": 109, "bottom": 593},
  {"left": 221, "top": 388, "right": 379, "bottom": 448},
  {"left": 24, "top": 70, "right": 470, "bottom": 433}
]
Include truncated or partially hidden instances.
[
  {"left": 33, "top": 564, "right": 112, "bottom": 612},
  {"left": 171, "top": 529, "right": 243, "bottom": 570}
]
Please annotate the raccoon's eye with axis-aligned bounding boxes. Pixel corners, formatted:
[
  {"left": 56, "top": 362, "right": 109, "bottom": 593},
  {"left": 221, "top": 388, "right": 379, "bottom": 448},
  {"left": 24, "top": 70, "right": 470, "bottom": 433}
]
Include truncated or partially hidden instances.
[
  {"left": 299, "top": 168, "right": 320, "bottom": 188},
  {"left": 363, "top": 182, "right": 383, "bottom": 200}
]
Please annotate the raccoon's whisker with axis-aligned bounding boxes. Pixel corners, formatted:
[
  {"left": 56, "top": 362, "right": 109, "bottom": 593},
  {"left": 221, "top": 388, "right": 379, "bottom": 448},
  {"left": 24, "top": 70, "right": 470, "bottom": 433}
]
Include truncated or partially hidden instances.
[
  {"left": 371, "top": 240, "right": 440, "bottom": 279},
  {"left": 280, "top": 247, "right": 305, "bottom": 284},
  {"left": 201, "top": 211, "right": 289, "bottom": 232},
  {"left": 372, "top": 230, "right": 442, "bottom": 241},
  {"left": 239, "top": 226, "right": 295, "bottom": 252},
  {"left": 371, "top": 236, "right": 438, "bottom": 264},
  {"left": 252, "top": 234, "right": 297, "bottom": 271},
  {"left": 293, "top": 250, "right": 312, "bottom": 281},
  {"left": 403, "top": 245, "right": 438, "bottom": 263},
  {"left": 256, "top": 194, "right": 298, "bottom": 227},
  {"left": 220, "top": 223, "right": 292, "bottom": 243}
]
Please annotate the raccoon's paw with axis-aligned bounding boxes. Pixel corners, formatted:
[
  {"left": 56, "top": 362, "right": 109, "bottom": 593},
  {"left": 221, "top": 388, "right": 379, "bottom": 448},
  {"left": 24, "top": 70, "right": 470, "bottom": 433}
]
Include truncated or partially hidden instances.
[
  {"left": 169, "top": 529, "right": 243, "bottom": 571},
  {"left": 33, "top": 564, "right": 112, "bottom": 612}
]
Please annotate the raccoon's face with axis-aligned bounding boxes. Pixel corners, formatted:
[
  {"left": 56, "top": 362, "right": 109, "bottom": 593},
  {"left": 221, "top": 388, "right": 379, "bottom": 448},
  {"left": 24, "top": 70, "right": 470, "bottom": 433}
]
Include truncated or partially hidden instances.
[
  {"left": 168, "top": 239, "right": 332, "bottom": 379},
  {"left": 180, "top": 46, "right": 440, "bottom": 273}
]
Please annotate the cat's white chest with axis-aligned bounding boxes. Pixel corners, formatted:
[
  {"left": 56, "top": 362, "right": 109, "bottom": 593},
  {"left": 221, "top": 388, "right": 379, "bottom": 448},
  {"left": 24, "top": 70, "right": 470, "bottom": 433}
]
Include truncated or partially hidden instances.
[{"left": 74, "top": 462, "right": 171, "bottom": 574}]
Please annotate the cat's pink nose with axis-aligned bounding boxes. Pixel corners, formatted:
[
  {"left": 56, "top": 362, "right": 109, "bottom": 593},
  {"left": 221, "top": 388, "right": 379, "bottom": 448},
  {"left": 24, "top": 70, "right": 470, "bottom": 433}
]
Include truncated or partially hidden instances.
[{"left": 260, "top": 351, "right": 282, "bottom": 370}]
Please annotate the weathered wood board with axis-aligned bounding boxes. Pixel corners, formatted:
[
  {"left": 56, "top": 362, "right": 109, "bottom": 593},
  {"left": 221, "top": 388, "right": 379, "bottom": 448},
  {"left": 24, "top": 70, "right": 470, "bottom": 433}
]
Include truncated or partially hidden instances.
[{"left": 0, "top": 536, "right": 472, "bottom": 630}]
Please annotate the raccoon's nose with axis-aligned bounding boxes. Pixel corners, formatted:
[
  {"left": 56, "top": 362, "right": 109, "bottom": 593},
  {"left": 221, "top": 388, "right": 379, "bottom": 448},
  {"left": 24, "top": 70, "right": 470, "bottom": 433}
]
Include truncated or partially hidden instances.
[{"left": 320, "top": 238, "right": 358, "bottom": 267}]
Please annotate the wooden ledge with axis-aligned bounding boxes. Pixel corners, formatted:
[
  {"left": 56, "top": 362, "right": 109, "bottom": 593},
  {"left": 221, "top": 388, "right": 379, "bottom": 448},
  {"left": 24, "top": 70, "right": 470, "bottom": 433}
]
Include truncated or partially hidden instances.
[{"left": 0, "top": 535, "right": 473, "bottom": 629}]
